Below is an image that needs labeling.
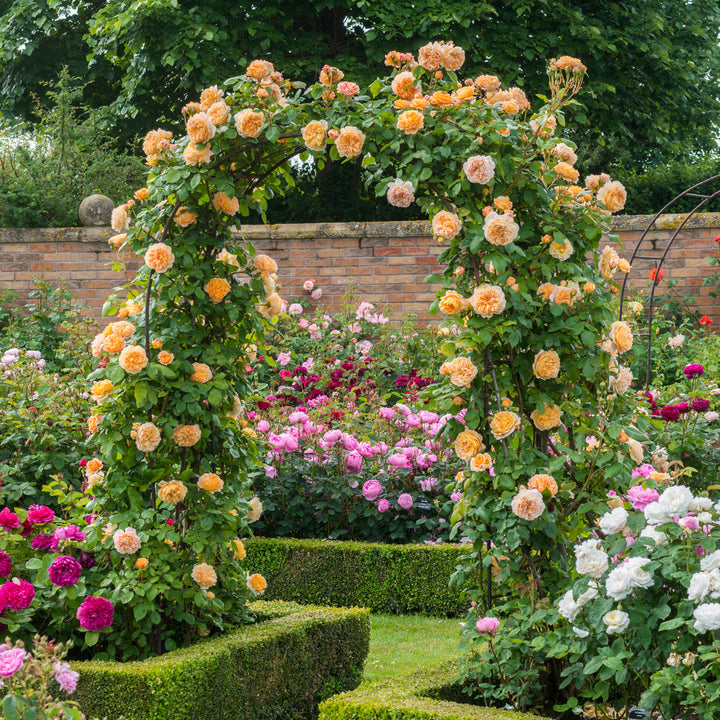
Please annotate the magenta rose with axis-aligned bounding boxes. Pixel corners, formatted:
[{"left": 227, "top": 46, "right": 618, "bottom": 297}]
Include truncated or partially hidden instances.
[
  {"left": 1, "top": 579, "right": 35, "bottom": 610},
  {"left": 362, "top": 479, "right": 383, "bottom": 502},
  {"left": 76, "top": 595, "right": 114, "bottom": 631},
  {"left": 683, "top": 363, "right": 705, "bottom": 379},
  {"left": 48, "top": 555, "right": 82, "bottom": 587},
  {"left": 53, "top": 525, "right": 86, "bottom": 543},
  {"left": 397, "top": 493, "right": 414, "bottom": 510},
  {"left": 0, "top": 551, "right": 11, "bottom": 578},
  {"left": 31, "top": 533, "right": 58, "bottom": 551},
  {"left": 0, "top": 508, "right": 20, "bottom": 531},
  {"left": 27, "top": 505, "right": 55, "bottom": 525},
  {"left": 660, "top": 405, "right": 680, "bottom": 422},
  {"left": 691, "top": 397, "right": 710, "bottom": 412}
]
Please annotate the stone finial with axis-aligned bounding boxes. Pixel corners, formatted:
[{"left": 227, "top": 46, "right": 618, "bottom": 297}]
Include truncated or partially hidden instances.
[{"left": 78, "top": 194, "right": 115, "bottom": 227}]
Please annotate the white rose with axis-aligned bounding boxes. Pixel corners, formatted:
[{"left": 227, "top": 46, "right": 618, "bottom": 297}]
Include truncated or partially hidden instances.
[
  {"left": 625, "top": 556, "right": 654, "bottom": 589},
  {"left": 606, "top": 565, "right": 633, "bottom": 601},
  {"left": 576, "top": 549, "right": 609, "bottom": 578},
  {"left": 693, "top": 603, "right": 720, "bottom": 633},
  {"left": 558, "top": 590, "right": 581, "bottom": 622},
  {"left": 640, "top": 526, "right": 667, "bottom": 546},
  {"left": 644, "top": 501, "right": 671, "bottom": 526},
  {"left": 627, "top": 438, "right": 644, "bottom": 464},
  {"left": 658, "top": 485, "right": 693, "bottom": 517},
  {"left": 573, "top": 626, "right": 589, "bottom": 638},
  {"left": 710, "top": 570, "right": 720, "bottom": 600},
  {"left": 705, "top": 411, "right": 719, "bottom": 422},
  {"left": 577, "top": 585, "right": 599, "bottom": 607},
  {"left": 575, "top": 538, "right": 603, "bottom": 558},
  {"left": 599, "top": 507, "right": 628, "bottom": 535},
  {"left": 700, "top": 550, "right": 720, "bottom": 573},
  {"left": 688, "top": 572, "right": 712, "bottom": 603},
  {"left": 603, "top": 609, "right": 630, "bottom": 635},
  {"left": 689, "top": 496, "right": 713, "bottom": 512}
]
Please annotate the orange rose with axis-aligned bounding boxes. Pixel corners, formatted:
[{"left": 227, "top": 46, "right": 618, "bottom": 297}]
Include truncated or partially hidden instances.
[
  {"left": 142, "top": 129, "right": 172, "bottom": 156},
  {"left": 447, "top": 357, "right": 478, "bottom": 388},
  {"left": 212, "top": 191, "right": 239, "bottom": 216},
  {"left": 232, "top": 539, "right": 247, "bottom": 560},
  {"left": 391, "top": 71, "right": 419, "bottom": 99},
  {"left": 192, "top": 562, "right": 217, "bottom": 589},
  {"left": 144, "top": 243, "right": 175, "bottom": 273},
  {"left": 470, "top": 453, "right": 493, "bottom": 472},
  {"left": 136, "top": 422, "right": 161, "bottom": 453},
  {"left": 158, "top": 479, "right": 187, "bottom": 504},
  {"left": 554, "top": 162, "right": 580, "bottom": 183},
  {"left": 172, "top": 424, "right": 202, "bottom": 447},
  {"left": 135, "top": 557, "right": 149, "bottom": 570},
  {"left": 199, "top": 85, "right": 224, "bottom": 110},
  {"left": 511, "top": 488, "right": 545, "bottom": 521},
  {"left": 134, "top": 187, "right": 149, "bottom": 201},
  {"left": 438, "top": 290, "right": 466, "bottom": 315},
  {"left": 118, "top": 345, "right": 148, "bottom": 374},
  {"left": 483, "top": 211, "right": 519, "bottom": 246},
  {"left": 234, "top": 108, "right": 265, "bottom": 138},
  {"left": 205, "top": 278, "right": 231, "bottom": 303},
  {"left": 247, "top": 573, "right": 267, "bottom": 595},
  {"left": 87, "top": 414, "right": 102, "bottom": 434},
  {"left": 335, "top": 126, "right": 365, "bottom": 158},
  {"left": 86, "top": 458, "right": 102, "bottom": 473},
  {"left": 597, "top": 180, "right": 627, "bottom": 213},
  {"left": 475, "top": 75, "right": 501, "bottom": 91},
  {"left": 91, "top": 379, "right": 114, "bottom": 402},
  {"left": 175, "top": 208, "right": 197, "bottom": 227},
  {"left": 609, "top": 321, "right": 633, "bottom": 353},
  {"left": 430, "top": 91, "right": 453, "bottom": 108},
  {"left": 455, "top": 430, "right": 485, "bottom": 460},
  {"left": 441, "top": 44, "right": 465, "bottom": 71},
  {"left": 455, "top": 86, "right": 475, "bottom": 101},
  {"left": 186, "top": 112, "right": 216, "bottom": 145},
  {"left": 190, "top": 363, "right": 213, "bottom": 384},
  {"left": 113, "top": 527, "right": 141, "bottom": 554},
  {"left": 206, "top": 101, "right": 230, "bottom": 127},
  {"left": 198, "top": 472, "right": 224, "bottom": 493},
  {"left": 418, "top": 42, "right": 442, "bottom": 71},
  {"left": 255, "top": 254, "right": 278, "bottom": 276},
  {"left": 302, "top": 120, "right": 327, "bottom": 151},
  {"left": 102, "top": 333, "right": 125, "bottom": 355},
  {"left": 396, "top": 110, "right": 424, "bottom": 135},
  {"left": 431, "top": 210, "right": 462, "bottom": 240},
  {"left": 246, "top": 59, "right": 273, "bottom": 80},
  {"left": 158, "top": 350, "right": 174, "bottom": 365},
  {"left": 528, "top": 473, "right": 558, "bottom": 497},
  {"left": 183, "top": 141, "right": 213, "bottom": 165},
  {"left": 530, "top": 404, "right": 562, "bottom": 431},
  {"left": 490, "top": 411, "right": 521, "bottom": 440},
  {"left": 469, "top": 284, "right": 506, "bottom": 318},
  {"left": 532, "top": 350, "right": 560, "bottom": 380}
]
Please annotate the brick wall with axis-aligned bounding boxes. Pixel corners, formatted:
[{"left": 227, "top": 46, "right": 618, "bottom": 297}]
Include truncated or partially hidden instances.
[{"left": 1, "top": 214, "right": 719, "bottom": 325}]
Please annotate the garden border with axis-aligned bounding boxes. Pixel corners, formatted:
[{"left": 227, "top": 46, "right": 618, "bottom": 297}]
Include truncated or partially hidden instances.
[
  {"left": 72, "top": 600, "right": 370, "bottom": 720},
  {"left": 245, "top": 537, "right": 471, "bottom": 616}
]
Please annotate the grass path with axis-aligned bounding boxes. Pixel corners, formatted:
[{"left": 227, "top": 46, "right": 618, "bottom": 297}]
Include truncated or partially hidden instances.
[{"left": 364, "top": 614, "right": 462, "bottom": 682}]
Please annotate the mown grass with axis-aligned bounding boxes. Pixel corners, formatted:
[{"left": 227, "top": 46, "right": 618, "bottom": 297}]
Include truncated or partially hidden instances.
[{"left": 364, "top": 614, "right": 462, "bottom": 682}]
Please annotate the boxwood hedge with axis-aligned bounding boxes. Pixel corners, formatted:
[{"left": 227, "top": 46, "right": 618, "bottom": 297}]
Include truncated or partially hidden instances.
[
  {"left": 73, "top": 601, "right": 369, "bottom": 720},
  {"left": 245, "top": 538, "right": 470, "bottom": 616}
]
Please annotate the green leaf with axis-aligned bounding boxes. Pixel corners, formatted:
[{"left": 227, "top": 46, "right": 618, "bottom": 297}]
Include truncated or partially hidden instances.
[{"left": 85, "top": 631, "right": 100, "bottom": 647}]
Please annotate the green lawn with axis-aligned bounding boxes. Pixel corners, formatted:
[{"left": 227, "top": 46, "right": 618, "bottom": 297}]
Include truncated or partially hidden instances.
[{"left": 364, "top": 614, "right": 462, "bottom": 682}]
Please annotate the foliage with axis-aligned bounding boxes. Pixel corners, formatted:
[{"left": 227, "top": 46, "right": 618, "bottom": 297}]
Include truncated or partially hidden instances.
[
  {"left": 73, "top": 602, "right": 369, "bottom": 720},
  {"left": 0, "top": 349, "right": 88, "bottom": 506},
  {"left": 245, "top": 537, "right": 468, "bottom": 616},
  {"left": 0, "top": 69, "right": 146, "bottom": 228},
  {"left": 319, "top": 661, "right": 555, "bottom": 720},
  {"left": 552, "top": 484, "right": 720, "bottom": 720},
  {"left": 1, "top": 1, "right": 718, "bottom": 169}
]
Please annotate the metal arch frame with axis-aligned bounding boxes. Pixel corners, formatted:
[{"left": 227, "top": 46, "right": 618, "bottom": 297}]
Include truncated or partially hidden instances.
[{"left": 617, "top": 175, "right": 720, "bottom": 392}]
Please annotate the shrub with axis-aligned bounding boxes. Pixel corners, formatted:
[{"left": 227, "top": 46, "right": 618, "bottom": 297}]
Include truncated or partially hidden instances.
[
  {"left": 73, "top": 601, "right": 370, "bottom": 720},
  {"left": 245, "top": 538, "right": 468, "bottom": 616},
  {"left": 319, "top": 662, "right": 555, "bottom": 720}
]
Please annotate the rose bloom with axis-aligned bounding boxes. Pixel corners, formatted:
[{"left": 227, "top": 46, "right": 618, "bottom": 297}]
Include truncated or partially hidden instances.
[
  {"left": 119, "top": 345, "right": 148, "bottom": 374},
  {"left": 603, "top": 609, "right": 630, "bottom": 635},
  {"left": 143, "top": 128, "right": 172, "bottom": 156},
  {"left": 111, "top": 205, "right": 130, "bottom": 232},
  {"left": 551, "top": 142, "right": 577, "bottom": 165},
  {"left": 158, "top": 479, "right": 188, "bottom": 504},
  {"left": 301, "top": 120, "right": 327, "bottom": 151},
  {"left": 469, "top": 284, "right": 506, "bottom": 318},
  {"left": 532, "top": 349, "right": 560, "bottom": 380},
  {"left": 448, "top": 357, "right": 478, "bottom": 388},
  {"left": 183, "top": 141, "right": 213, "bottom": 165},
  {"left": 247, "top": 496, "right": 263, "bottom": 522},
  {"left": 391, "top": 70, "right": 419, "bottom": 98},
  {"left": 597, "top": 180, "right": 627, "bottom": 213},
  {"left": 86, "top": 458, "right": 102, "bottom": 473},
  {"left": 418, "top": 42, "right": 442, "bottom": 71},
  {"left": 192, "top": 563, "right": 217, "bottom": 590},
  {"left": 396, "top": 110, "right": 424, "bottom": 135},
  {"left": 430, "top": 91, "right": 454, "bottom": 108},
  {"left": 173, "top": 424, "right": 202, "bottom": 447},
  {"left": 432, "top": 210, "right": 462, "bottom": 240},
  {"left": 511, "top": 488, "right": 545, "bottom": 521},
  {"left": 490, "top": 411, "right": 521, "bottom": 439},
  {"left": 609, "top": 321, "right": 633, "bottom": 353},
  {"left": 530, "top": 115, "right": 557, "bottom": 137},
  {"left": 233, "top": 108, "right": 264, "bottom": 138},
  {"left": 483, "top": 211, "right": 519, "bottom": 246},
  {"left": 198, "top": 472, "right": 224, "bottom": 493},
  {"left": 144, "top": 243, "right": 175, "bottom": 273},
  {"left": 158, "top": 350, "right": 174, "bottom": 365},
  {"left": 186, "top": 111, "right": 216, "bottom": 145},
  {"left": 470, "top": 453, "right": 493, "bottom": 472},
  {"left": 191, "top": 362, "right": 213, "bottom": 383},
  {"left": 76, "top": 595, "right": 114, "bottom": 631},
  {"left": 212, "top": 191, "right": 240, "bottom": 216},
  {"left": 455, "top": 86, "right": 475, "bottom": 101},
  {"left": 475, "top": 74, "right": 501, "bottom": 91},
  {"left": 303, "top": 279, "right": 315, "bottom": 291},
  {"left": 247, "top": 572, "right": 267, "bottom": 596},
  {"left": 48, "top": 555, "right": 82, "bottom": 587},
  {"left": 337, "top": 81, "right": 360, "bottom": 97},
  {"left": 554, "top": 161, "right": 580, "bottom": 184},
  {"left": 205, "top": 277, "right": 231, "bottom": 303},
  {"left": 102, "top": 333, "right": 125, "bottom": 354},
  {"left": 549, "top": 238, "right": 573, "bottom": 260},
  {"left": 439, "top": 290, "right": 466, "bottom": 315},
  {"left": 232, "top": 539, "right": 247, "bottom": 560},
  {"left": 455, "top": 429, "right": 485, "bottom": 461},
  {"left": 204, "top": 100, "right": 230, "bottom": 126},
  {"left": 363, "top": 479, "right": 383, "bottom": 501},
  {"left": 668, "top": 334, "right": 685, "bottom": 348},
  {"left": 136, "top": 422, "right": 161, "bottom": 452},
  {"left": 91, "top": 379, "right": 114, "bottom": 402},
  {"left": 199, "top": 85, "right": 224, "bottom": 110},
  {"left": 87, "top": 414, "right": 102, "bottom": 434},
  {"left": 386, "top": 178, "right": 415, "bottom": 208},
  {"left": 609, "top": 366, "right": 633, "bottom": 394},
  {"left": 112, "top": 320, "right": 135, "bottom": 338},
  {"left": 441, "top": 44, "right": 465, "bottom": 71},
  {"left": 113, "top": 527, "right": 141, "bottom": 554},
  {"left": 531, "top": 404, "right": 562, "bottom": 431},
  {"left": 255, "top": 254, "right": 278, "bottom": 276},
  {"left": 528, "top": 473, "right": 558, "bottom": 497},
  {"left": 463, "top": 155, "right": 495, "bottom": 184},
  {"left": 335, "top": 126, "right": 365, "bottom": 158},
  {"left": 246, "top": 59, "right": 273, "bottom": 80}
]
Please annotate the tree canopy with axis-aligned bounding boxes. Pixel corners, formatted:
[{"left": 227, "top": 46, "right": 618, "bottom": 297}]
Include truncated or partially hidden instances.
[{"left": 1, "top": 0, "right": 719, "bottom": 169}]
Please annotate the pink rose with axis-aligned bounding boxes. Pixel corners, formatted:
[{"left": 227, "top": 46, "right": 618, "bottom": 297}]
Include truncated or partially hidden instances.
[
  {"left": 363, "top": 479, "right": 383, "bottom": 501},
  {"left": 0, "top": 647, "right": 26, "bottom": 678},
  {"left": 303, "top": 279, "right": 315, "bottom": 292},
  {"left": 377, "top": 498, "right": 391, "bottom": 513},
  {"left": 398, "top": 493, "right": 414, "bottom": 510},
  {"left": 311, "top": 288, "right": 323, "bottom": 301},
  {"left": 27, "top": 504, "right": 55, "bottom": 525},
  {"left": 476, "top": 616, "right": 500, "bottom": 636},
  {"left": 626, "top": 485, "right": 660, "bottom": 511}
]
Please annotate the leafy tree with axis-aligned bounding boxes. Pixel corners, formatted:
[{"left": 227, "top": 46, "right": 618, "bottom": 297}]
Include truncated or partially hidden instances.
[{"left": 0, "top": 0, "right": 718, "bottom": 167}]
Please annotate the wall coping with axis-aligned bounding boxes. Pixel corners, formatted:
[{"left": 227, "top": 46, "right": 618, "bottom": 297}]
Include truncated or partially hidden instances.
[{"left": 2, "top": 212, "right": 720, "bottom": 243}]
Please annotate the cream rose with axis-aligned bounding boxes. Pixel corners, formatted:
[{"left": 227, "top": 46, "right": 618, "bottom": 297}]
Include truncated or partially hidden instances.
[
  {"left": 511, "top": 488, "right": 545, "bottom": 521},
  {"left": 489, "top": 411, "right": 521, "bottom": 440},
  {"left": 432, "top": 210, "right": 462, "bottom": 240},
  {"left": 455, "top": 430, "right": 485, "bottom": 461},
  {"left": 463, "top": 155, "right": 495, "bottom": 184},
  {"left": 532, "top": 350, "right": 560, "bottom": 380},
  {"left": 597, "top": 180, "right": 627, "bottom": 213},
  {"left": 483, "top": 211, "right": 519, "bottom": 246},
  {"left": 469, "top": 284, "right": 506, "bottom": 318}
]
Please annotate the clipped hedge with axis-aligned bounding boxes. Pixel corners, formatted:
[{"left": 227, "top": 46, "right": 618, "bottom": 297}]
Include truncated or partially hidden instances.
[
  {"left": 319, "top": 662, "right": 555, "bottom": 720},
  {"left": 245, "top": 538, "right": 470, "bottom": 616},
  {"left": 73, "top": 601, "right": 369, "bottom": 720}
]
